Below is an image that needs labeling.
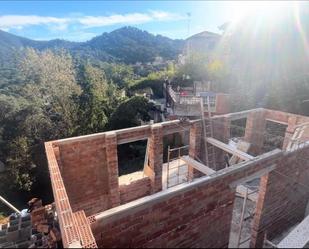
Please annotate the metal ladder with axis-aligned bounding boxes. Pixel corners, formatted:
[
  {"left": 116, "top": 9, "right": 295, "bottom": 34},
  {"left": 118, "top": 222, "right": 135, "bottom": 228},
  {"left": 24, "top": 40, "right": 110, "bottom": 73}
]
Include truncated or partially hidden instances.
[{"left": 200, "top": 97, "right": 216, "bottom": 169}]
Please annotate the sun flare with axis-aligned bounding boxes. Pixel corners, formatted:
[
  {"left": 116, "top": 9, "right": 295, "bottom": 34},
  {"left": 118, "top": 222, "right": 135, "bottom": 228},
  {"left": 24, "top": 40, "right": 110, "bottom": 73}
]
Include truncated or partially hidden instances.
[{"left": 230, "top": 1, "right": 299, "bottom": 23}]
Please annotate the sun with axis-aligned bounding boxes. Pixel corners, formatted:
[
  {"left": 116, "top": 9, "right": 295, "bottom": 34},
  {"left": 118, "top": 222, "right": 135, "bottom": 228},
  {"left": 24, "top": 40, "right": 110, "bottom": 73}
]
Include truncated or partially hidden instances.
[{"left": 230, "top": 1, "right": 298, "bottom": 23}]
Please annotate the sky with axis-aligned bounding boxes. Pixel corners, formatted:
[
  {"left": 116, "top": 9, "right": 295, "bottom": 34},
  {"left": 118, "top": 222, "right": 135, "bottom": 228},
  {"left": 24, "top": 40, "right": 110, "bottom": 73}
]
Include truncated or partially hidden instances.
[{"left": 0, "top": 1, "right": 298, "bottom": 42}]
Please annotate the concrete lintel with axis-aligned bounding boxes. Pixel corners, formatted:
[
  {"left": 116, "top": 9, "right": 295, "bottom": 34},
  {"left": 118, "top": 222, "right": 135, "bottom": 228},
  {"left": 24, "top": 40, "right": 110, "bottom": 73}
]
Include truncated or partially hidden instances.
[
  {"left": 229, "top": 164, "right": 277, "bottom": 188},
  {"left": 215, "top": 108, "right": 264, "bottom": 121},
  {"left": 105, "top": 131, "right": 117, "bottom": 137},
  {"left": 54, "top": 132, "right": 106, "bottom": 146},
  {"left": 266, "top": 118, "right": 288, "bottom": 126},
  {"left": 94, "top": 149, "right": 282, "bottom": 225},
  {"left": 117, "top": 134, "right": 149, "bottom": 145}
]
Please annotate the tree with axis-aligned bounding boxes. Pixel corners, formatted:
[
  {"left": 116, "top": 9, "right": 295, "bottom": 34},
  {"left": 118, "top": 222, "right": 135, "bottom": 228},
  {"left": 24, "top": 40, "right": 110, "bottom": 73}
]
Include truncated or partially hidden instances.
[
  {"left": 0, "top": 48, "right": 82, "bottom": 192},
  {"left": 108, "top": 96, "right": 154, "bottom": 130},
  {"left": 176, "top": 52, "right": 209, "bottom": 82},
  {"left": 98, "top": 62, "right": 134, "bottom": 88},
  {"left": 19, "top": 48, "right": 81, "bottom": 136},
  {"left": 77, "top": 63, "right": 112, "bottom": 134},
  {"left": 6, "top": 136, "right": 35, "bottom": 191}
]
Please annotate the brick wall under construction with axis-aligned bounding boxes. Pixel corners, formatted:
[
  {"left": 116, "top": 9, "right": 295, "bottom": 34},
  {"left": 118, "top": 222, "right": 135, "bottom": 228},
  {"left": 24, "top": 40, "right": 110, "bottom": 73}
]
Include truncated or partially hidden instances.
[{"left": 45, "top": 108, "right": 309, "bottom": 248}]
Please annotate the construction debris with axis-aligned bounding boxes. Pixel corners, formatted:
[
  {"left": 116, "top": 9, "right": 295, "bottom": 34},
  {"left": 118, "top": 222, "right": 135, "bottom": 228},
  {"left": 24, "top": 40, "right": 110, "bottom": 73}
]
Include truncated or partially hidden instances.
[{"left": 0, "top": 199, "right": 62, "bottom": 249}]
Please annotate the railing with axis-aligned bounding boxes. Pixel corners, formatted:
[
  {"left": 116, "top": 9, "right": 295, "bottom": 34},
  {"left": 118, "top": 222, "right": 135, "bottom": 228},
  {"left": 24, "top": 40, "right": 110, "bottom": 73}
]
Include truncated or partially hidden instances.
[
  {"left": 166, "top": 85, "right": 217, "bottom": 116},
  {"left": 163, "top": 145, "right": 190, "bottom": 189}
]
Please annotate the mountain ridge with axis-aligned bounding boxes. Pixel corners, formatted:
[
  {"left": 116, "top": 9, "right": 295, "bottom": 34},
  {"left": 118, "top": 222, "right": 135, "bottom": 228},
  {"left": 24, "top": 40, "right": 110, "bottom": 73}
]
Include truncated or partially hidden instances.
[
  {"left": 0, "top": 26, "right": 221, "bottom": 64},
  {"left": 0, "top": 26, "right": 184, "bottom": 64}
]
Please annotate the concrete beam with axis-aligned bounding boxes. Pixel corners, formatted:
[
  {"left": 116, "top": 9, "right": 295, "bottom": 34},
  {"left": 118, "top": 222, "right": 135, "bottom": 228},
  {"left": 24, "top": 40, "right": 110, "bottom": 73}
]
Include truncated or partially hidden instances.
[
  {"left": 216, "top": 108, "right": 264, "bottom": 121},
  {"left": 229, "top": 164, "right": 277, "bottom": 188}
]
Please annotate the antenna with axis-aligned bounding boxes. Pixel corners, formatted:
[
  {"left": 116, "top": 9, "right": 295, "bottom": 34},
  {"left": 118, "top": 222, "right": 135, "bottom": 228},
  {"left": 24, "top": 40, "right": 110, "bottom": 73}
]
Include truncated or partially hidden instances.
[{"left": 186, "top": 12, "right": 192, "bottom": 68}]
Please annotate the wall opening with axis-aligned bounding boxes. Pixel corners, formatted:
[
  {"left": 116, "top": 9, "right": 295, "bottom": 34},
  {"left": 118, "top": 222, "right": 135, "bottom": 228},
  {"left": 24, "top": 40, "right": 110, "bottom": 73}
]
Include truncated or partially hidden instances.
[
  {"left": 162, "top": 131, "right": 190, "bottom": 189},
  {"left": 230, "top": 118, "right": 247, "bottom": 139},
  {"left": 117, "top": 140, "right": 147, "bottom": 176},
  {"left": 229, "top": 180, "right": 260, "bottom": 248},
  {"left": 262, "top": 120, "right": 287, "bottom": 152}
]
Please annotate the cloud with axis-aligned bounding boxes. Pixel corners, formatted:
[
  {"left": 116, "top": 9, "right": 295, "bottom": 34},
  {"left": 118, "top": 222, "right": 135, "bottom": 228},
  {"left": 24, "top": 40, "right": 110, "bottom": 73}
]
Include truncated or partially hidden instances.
[
  {"left": 0, "top": 15, "right": 69, "bottom": 30},
  {"left": 78, "top": 11, "right": 186, "bottom": 28},
  {"left": 0, "top": 11, "right": 186, "bottom": 32}
]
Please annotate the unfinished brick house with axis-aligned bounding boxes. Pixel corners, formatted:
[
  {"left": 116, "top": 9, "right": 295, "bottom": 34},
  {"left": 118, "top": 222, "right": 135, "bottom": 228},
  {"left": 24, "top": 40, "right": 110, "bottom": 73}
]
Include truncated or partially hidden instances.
[{"left": 45, "top": 108, "right": 309, "bottom": 248}]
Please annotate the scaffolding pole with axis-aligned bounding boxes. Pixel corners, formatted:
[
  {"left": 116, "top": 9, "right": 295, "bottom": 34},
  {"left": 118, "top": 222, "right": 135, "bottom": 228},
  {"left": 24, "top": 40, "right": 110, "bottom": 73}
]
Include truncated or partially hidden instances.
[{"left": 0, "top": 195, "right": 21, "bottom": 214}]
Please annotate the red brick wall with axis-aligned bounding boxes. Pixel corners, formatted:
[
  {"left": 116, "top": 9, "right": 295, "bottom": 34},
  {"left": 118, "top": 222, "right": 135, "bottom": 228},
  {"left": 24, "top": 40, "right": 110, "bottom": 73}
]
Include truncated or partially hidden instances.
[
  {"left": 147, "top": 124, "right": 163, "bottom": 193},
  {"left": 45, "top": 142, "right": 97, "bottom": 248},
  {"left": 92, "top": 181, "right": 236, "bottom": 248},
  {"left": 215, "top": 94, "right": 230, "bottom": 115},
  {"left": 56, "top": 137, "right": 112, "bottom": 216},
  {"left": 213, "top": 116, "right": 231, "bottom": 170},
  {"left": 188, "top": 122, "right": 204, "bottom": 179},
  {"left": 244, "top": 110, "right": 267, "bottom": 155},
  {"left": 251, "top": 146, "right": 309, "bottom": 247},
  {"left": 119, "top": 177, "right": 151, "bottom": 204},
  {"left": 91, "top": 150, "right": 281, "bottom": 248}
]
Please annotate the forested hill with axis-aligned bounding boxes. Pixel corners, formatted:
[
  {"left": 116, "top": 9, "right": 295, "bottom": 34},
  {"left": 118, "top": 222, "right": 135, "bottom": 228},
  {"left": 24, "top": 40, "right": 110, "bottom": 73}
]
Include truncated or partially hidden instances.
[{"left": 0, "top": 26, "right": 185, "bottom": 64}]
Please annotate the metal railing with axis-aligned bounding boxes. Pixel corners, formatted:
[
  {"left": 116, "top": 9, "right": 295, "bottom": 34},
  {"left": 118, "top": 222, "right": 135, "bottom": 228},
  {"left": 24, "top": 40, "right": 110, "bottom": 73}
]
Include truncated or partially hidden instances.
[{"left": 166, "top": 145, "right": 190, "bottom": 188}]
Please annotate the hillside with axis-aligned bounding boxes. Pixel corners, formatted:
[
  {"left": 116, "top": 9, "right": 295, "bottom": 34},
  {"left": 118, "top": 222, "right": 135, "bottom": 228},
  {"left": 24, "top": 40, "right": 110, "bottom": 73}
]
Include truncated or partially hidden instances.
[{"left": 0, "top": 26, "right": 185, "bottom": 64}]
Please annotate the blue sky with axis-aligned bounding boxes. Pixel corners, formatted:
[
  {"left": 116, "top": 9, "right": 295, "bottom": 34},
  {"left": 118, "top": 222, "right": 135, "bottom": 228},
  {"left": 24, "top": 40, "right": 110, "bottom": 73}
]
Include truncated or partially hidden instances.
[
  {"left": 0, "top": 1, "right": 241, "bottom": 41},
  {"left": 1, "top": 1, "right": 297, "bottom": 41}
]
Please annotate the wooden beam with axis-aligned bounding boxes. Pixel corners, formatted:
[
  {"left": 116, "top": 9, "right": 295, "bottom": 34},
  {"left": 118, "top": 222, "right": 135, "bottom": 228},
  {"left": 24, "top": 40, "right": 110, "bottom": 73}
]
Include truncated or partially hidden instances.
[
  {"left": 182, "top": 156, "right": 216, "bottom": 175},
  {"left": 206, "top": 137, "right": 254, "bottom": 161}
]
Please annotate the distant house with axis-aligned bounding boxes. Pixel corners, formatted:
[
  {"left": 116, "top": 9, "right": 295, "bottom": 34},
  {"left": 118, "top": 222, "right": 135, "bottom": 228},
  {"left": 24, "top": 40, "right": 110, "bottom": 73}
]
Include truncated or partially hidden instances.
[{"left": 0, "top": 161, "right": 5, "bottom": 173}]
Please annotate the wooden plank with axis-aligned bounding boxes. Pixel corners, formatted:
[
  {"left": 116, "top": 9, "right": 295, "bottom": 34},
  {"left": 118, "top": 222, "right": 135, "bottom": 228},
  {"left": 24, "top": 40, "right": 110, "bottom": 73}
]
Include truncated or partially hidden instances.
[
  {"left": 229, "top": 140, "right": 251, "bottom": 165},
  {"left": 182, "top": 156, "right": 216, "bottom": 175},
  {"left": 206, "top": 137, "right": 254, "bottom": 161}
]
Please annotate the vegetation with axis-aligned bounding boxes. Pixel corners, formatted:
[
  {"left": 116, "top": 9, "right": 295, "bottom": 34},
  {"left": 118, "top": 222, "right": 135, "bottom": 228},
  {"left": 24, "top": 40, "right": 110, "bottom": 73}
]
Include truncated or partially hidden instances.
[{"left": 0, "top": 48, "right": 155, "bottom": 210}]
